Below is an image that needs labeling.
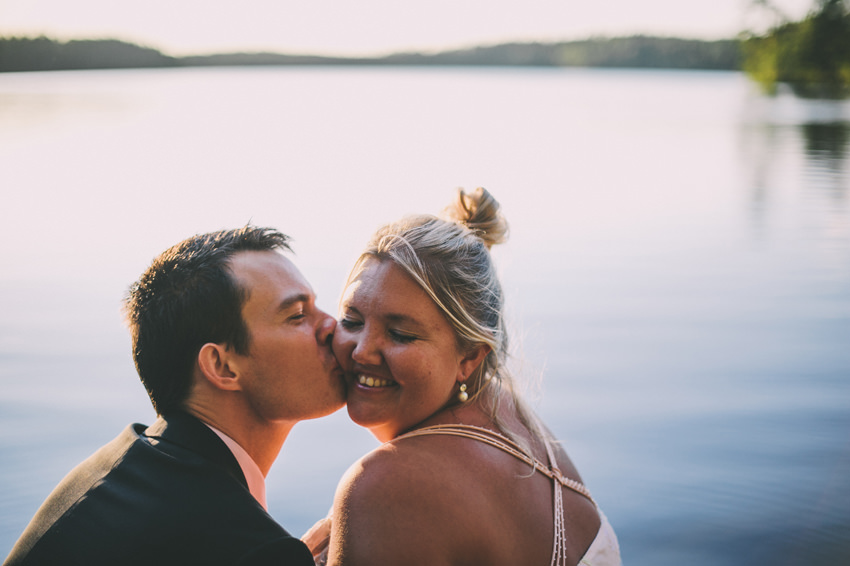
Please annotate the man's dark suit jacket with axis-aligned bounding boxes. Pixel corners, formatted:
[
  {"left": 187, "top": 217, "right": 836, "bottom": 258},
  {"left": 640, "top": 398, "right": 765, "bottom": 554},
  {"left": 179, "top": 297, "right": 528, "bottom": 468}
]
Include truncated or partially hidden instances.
[{"left": 3, "top": 411, "right": 314, "bottom": 566}]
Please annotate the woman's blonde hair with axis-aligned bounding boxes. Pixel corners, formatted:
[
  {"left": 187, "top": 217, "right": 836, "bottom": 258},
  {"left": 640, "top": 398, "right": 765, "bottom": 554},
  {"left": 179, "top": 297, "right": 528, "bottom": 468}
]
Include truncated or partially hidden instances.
[{"left": 347, "top": 187, "right": 547, "bottom": 448}]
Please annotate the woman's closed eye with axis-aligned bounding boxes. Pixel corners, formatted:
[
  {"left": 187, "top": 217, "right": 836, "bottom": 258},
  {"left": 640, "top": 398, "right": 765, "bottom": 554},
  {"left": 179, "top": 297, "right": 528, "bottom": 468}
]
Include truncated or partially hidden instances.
[
  {"left": 389, "top": 329, "right": 418, "bottom": 344},
  {"left": 339, "top": 317, "right": 362, "bottom": 330}
]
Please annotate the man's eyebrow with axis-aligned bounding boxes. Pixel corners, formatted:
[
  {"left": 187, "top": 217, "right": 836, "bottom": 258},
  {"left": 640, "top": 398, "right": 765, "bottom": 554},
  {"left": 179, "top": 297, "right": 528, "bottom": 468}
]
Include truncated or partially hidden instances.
[{"left": 277, "top": 293, "right": 311, "bottom": 312}]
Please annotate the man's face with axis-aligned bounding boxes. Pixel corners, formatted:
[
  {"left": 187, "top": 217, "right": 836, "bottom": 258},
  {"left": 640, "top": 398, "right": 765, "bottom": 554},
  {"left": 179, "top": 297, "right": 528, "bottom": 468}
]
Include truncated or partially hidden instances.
[{"left": 228, "top": 251, "right": 345, "bottom": 424}]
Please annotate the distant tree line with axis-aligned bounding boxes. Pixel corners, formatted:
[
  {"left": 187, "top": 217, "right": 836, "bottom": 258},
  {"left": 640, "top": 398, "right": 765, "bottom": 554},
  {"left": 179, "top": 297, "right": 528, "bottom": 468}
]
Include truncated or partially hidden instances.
[
  {"left": 383, "top": 37, "right": 740, "bottom": 69},
  {"left": 1, "top": 35, "right": 741, "bottom": 74},
  {"left": 742, "top": 0, "right": 850, "bottom": 97},
  {"left": 0, "top": 36, "right": 177, "bottom": 72}
]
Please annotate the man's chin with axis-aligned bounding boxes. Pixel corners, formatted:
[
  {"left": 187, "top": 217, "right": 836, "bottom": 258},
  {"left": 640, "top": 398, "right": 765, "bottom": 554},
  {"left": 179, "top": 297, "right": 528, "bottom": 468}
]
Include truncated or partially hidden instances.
[{"left": 310, "top": 395, "right": 347, "bottom": 421}]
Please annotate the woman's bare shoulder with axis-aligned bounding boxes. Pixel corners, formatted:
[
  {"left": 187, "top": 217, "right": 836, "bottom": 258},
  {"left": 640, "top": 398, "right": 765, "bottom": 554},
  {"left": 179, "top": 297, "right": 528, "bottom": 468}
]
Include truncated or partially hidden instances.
[
  {"left": 334, "top": 437, "right": 471, "bottom": 513},
  {"left": 327, "top": 438, "right": 479, "bottom": 566}
]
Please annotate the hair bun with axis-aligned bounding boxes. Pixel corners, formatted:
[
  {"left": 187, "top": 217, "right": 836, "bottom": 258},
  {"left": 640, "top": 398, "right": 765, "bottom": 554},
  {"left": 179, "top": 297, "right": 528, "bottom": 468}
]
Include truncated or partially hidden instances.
[{"left": 442, "top": 187, "right": 509, "bottom": 249}]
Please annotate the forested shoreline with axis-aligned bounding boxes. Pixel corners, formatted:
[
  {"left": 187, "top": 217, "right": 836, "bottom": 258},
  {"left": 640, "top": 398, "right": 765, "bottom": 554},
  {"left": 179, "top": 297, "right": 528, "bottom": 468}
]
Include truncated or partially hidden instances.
[
  {"left": 2, "top": 2, "right": 848, "bottom": 98},
  {"left": 0, "top": 35, "right": 740, "bottom": 73},
  {"left": 742, "top": 0, "right": 850, "bottom": 98}
]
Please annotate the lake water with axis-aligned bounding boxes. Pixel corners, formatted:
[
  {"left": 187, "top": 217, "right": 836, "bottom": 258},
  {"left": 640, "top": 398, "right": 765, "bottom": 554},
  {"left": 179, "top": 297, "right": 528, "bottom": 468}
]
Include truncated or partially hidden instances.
[{"left": 1, "top": 67, "right": 848, "bottom": 565}]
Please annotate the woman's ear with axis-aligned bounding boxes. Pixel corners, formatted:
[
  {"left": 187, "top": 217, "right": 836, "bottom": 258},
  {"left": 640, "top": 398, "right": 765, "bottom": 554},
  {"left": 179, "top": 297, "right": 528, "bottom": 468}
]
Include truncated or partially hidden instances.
[
  {"left": 458, "top": 344, "right": 491, "bottom": 381},
  {"left": 197, "top": 343, "right": 242, "bottom": 392}
]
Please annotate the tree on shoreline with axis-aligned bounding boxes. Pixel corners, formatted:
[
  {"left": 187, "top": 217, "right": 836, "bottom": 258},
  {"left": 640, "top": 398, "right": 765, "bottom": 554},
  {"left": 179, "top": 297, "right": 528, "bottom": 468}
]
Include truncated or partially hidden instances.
[
  {"left": 0, "top": 37, "right": 177, "bottom": 72},
  {"left": 742, "top": 0, "right": 850, "bottom": 98}
]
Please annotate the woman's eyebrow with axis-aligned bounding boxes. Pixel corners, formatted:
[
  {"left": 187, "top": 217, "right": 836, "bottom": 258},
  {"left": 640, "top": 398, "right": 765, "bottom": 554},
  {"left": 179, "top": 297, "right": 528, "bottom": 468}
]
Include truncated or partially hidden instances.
[{"left": 384, "top": 313, "right": 424, "bottom": 328}]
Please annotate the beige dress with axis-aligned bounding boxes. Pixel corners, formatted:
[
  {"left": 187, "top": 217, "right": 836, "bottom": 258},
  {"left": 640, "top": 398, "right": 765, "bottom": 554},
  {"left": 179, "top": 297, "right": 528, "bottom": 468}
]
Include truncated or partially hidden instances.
[{"left": 395, "top": 425, "right": 622, "bottom": 566}]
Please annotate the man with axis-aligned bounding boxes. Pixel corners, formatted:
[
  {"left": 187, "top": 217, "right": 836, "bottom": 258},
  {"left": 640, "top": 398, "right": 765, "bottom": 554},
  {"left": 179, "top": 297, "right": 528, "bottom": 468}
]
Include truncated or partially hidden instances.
[{"left": 4, "top": 226, "right": 345, "bottom": 565}]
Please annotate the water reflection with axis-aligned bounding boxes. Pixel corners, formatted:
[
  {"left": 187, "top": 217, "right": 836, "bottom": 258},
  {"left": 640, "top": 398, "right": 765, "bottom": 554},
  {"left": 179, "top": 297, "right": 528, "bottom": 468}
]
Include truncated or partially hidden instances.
[
  {"left": 804, "top": 122, "right": 850, "bottom": 161},
  {"left": 802, "top": 122, "right": 850, "bottom": 200},
  {"left": 741, "top": 122, "right": 779, "bottom": 242},
  {"left": 743, "top": 94, "right": 850, "bottom": 256}
]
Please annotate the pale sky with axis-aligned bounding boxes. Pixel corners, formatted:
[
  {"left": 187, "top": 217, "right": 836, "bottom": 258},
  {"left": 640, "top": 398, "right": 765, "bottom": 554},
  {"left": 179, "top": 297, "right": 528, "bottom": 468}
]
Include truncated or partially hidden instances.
[{"left": 1, "top": 0, "right": 814, "bottom": 57}]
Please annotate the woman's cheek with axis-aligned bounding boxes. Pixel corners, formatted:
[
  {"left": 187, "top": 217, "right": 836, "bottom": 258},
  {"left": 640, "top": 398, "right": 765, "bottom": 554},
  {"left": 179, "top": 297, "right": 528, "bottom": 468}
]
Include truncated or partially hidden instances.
[{"left": 331, "top": 331, "right": 351, "bottom": 360}]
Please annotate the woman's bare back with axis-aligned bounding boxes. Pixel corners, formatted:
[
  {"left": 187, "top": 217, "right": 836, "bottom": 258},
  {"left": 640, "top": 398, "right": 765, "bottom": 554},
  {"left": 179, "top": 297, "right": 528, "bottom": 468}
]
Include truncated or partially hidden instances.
[{"left": 326, "top": 418, "right": 600, "bottom": 566}]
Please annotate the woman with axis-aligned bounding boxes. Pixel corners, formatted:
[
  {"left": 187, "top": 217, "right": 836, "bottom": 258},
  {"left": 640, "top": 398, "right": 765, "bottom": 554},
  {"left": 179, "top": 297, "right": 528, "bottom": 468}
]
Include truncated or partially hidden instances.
[{"left": 307, "top": 188, "right": 621, "bottom": 566}]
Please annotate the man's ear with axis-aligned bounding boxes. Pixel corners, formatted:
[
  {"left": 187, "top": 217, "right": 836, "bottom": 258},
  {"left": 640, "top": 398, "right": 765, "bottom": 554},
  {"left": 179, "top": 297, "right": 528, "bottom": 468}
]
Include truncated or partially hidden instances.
[
  {"left": 197, "top": 343, "right": 242, "bottom": 392},
  {"left": 458, "top": 344, "right": 491, "bottom": 381}
]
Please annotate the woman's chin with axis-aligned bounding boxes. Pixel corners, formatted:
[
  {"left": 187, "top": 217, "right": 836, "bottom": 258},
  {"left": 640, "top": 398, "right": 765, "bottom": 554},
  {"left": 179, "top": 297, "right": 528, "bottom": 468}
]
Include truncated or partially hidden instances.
[
  {"left": 345, "top": 403, "right": 380, "bottom": 429},
  {"left": 344, "top": 407, "right": 395, "bottom": 441}
]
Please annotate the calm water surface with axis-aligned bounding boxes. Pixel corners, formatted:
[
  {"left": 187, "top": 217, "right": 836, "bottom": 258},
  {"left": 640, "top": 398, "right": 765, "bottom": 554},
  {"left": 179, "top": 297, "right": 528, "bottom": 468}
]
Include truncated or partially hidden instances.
[{"left": 1, "top": 67, "right": 848, "bottom": 565}]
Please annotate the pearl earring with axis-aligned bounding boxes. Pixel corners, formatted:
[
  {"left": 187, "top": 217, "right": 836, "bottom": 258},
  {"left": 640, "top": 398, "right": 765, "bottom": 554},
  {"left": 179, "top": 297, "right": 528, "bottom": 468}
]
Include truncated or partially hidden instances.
[{"left": 458, "top": 383, "right": 468, "bottom": 402}]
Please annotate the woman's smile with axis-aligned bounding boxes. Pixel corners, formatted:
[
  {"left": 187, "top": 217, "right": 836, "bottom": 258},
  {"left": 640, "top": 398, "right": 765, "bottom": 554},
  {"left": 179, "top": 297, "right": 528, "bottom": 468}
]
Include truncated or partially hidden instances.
[{"left": 355, "top": 374, "right": 396, "bottom": 389}]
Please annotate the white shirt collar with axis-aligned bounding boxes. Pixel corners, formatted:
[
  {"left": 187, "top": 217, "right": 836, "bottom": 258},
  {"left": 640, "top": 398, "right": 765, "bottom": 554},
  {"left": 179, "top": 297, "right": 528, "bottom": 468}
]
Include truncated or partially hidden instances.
[{"left": 204, "top": 424, "right": 268, "bottom": 511}]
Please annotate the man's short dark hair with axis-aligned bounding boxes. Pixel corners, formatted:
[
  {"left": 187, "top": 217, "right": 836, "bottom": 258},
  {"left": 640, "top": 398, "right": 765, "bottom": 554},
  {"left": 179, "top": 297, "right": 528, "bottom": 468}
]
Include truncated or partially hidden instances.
[{"left": 124, "top": 226, "right": 291, "bottom": 414}]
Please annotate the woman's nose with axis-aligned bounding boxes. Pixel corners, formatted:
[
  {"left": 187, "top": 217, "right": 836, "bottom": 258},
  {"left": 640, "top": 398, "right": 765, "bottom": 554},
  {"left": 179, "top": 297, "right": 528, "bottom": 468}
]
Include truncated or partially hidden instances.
[{"left": 350, "top": 330, "right": 381, "bottom": 366}]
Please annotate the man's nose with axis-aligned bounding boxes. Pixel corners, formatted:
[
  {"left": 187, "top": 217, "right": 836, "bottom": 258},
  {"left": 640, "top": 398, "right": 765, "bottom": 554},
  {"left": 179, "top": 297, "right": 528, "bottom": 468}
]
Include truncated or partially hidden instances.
[{"left": 316, "top": 310, "right": 336, "bottom": 345}]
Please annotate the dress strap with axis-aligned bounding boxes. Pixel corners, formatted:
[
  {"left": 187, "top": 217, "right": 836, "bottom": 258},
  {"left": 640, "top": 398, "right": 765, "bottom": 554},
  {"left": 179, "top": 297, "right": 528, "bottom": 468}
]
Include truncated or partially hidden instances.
[
  {"left": 392, "top": 424, "right": 595, "bottom": 503},
  {"left": 394, "top": 424, "right": 593, "bottom": 566},
  {"left": 543, "top": 436, "right": 568, "bottom": 566}
]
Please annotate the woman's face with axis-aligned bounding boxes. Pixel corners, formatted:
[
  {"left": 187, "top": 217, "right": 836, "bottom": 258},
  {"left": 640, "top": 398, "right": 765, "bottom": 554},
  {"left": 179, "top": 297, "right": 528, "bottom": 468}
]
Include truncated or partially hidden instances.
[{"left": 334, "top": 259, "right": 469, "bottom": 442}]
